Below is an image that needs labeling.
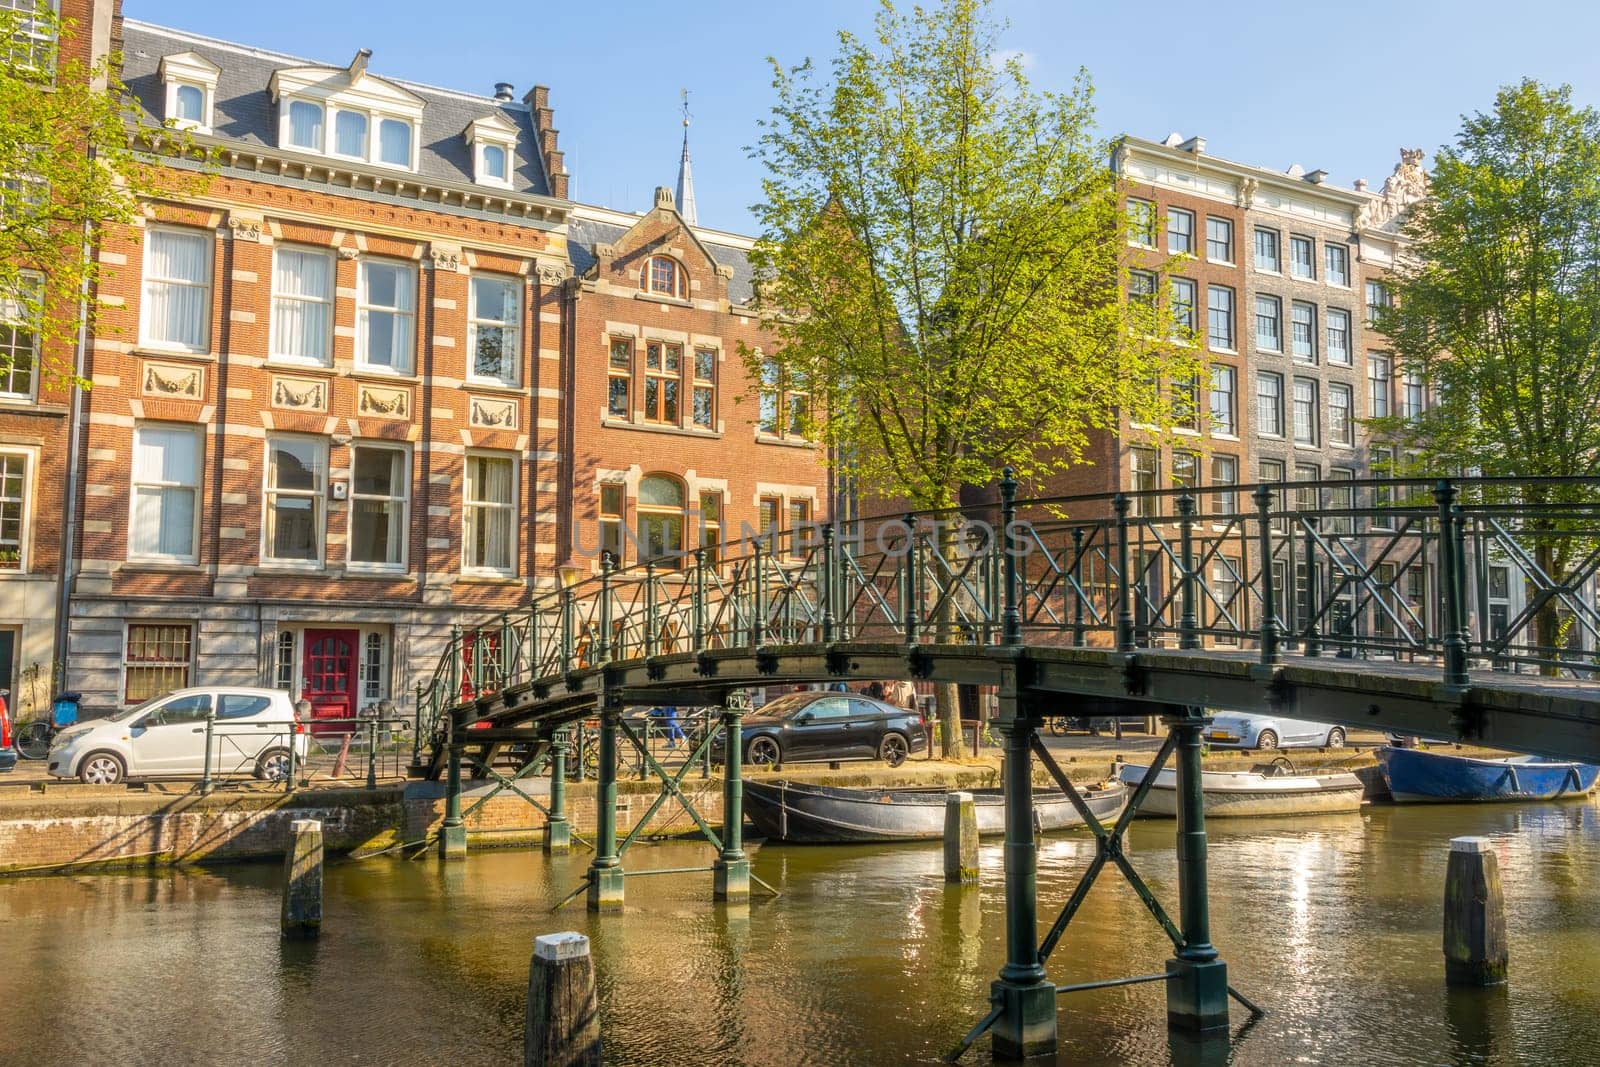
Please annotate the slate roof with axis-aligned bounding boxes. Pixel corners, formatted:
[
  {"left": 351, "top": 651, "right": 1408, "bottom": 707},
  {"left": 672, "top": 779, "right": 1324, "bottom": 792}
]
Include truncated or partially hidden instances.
[
  {"left": 119, "top": 21, "right": 552, "bottom": 197},
  {"left": 568, "top": 215, "right": 758, "bottom": 306}
]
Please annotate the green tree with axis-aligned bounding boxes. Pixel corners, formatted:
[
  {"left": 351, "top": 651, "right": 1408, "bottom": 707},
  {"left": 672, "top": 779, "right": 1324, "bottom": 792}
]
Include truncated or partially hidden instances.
[
  {"left": 0, "top": 6, "right": 203, "bottom": 387},
  {"left": 749, "top": 0, "right": 1191, "bottom": 752},
  {"left": 1373, "top": 80, "right": 1600, "bottom": 661}
]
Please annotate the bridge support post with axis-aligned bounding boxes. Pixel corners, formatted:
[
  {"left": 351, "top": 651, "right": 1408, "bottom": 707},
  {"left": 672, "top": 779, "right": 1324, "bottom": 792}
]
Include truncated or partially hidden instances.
[
  {"left": 439, "top": 742, "right": 467, "bottom": 859},
  {"left": 1165, "top": 708, "right": 1228, "bottom": 1033},
  {"left": 990, "top": 688, "right": 1056, "bottom": 1060},
  {"left": 545, "top": 729, "right": 571, "bottom": 855},
  {"left": 587, "top": 704, "right": 624, "bottom": 911},
  {"left": 713, "top": 706, "right": 749, "bottom": 902}
]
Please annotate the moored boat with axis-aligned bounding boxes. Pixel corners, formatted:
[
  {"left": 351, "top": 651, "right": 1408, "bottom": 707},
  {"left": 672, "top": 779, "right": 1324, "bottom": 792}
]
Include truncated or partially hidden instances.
[
  {"left": 742, "top": 779, "right": 1127, "bottom": 844},
  {"left": 1116, "top": 760, "right": 1364, "bottom": 817},
  {"left": 1376, "top": 745, "right": 1599, "bottom": 803}
]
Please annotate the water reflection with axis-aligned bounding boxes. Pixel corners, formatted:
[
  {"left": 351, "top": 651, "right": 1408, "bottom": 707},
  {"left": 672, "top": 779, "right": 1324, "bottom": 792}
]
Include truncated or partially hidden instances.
[{"left": 0, "top": 799, "right": 1597, "bottom": 1065}]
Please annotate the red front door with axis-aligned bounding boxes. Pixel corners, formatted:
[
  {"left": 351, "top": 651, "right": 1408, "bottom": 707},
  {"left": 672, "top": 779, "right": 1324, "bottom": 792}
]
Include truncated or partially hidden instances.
[{"left": 302, "top": 629, "right": 359, "bottom": 734}]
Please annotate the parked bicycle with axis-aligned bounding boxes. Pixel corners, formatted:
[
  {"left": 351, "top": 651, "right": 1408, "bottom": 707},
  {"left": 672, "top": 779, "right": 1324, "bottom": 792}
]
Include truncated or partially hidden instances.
[{"left": 15, "top": 692, "right": 81, "bottom": 761}]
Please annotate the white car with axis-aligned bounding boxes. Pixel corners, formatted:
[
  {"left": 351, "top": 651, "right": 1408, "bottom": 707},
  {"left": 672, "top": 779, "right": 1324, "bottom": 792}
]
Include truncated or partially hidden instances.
[{"left": 48, "top": 687, "right": 309, "bottom": 786}]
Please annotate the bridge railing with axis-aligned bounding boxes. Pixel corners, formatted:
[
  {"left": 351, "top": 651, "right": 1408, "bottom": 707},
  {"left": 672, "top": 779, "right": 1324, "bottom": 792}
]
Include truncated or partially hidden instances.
[{"left": 416, "top": 475, "right": 1600, "bottom": 747}]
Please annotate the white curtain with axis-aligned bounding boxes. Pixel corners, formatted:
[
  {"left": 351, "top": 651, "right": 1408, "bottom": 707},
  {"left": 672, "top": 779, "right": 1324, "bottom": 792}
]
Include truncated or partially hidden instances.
[
  {"left": 144, "top": 231, "right": 209, "bottom": 349},
  {"left": 131, "top": 427, "right": 198, "bottom": 557},
  {"left": 288, "top": 100, "right": 322, "bottom": 149},
  {"left": 335, "top": 110, "right": 367, "bottom": 157},
  {"left": 272, "top": 250, "right": 332, "bottom": 361},
  {"left": 378, "top": 119, "right": 410, "bottom": 165},
  {"left": 361, "top": 262, "right": 414, "bottom": 371},
  {"left": 466, "top": 457, "right": 513, "bottom": 570}
]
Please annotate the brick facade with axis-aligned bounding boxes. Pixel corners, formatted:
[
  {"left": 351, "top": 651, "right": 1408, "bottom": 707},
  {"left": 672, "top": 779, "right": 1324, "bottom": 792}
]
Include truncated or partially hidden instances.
[{"left": 61, "top": 21, "right": 828, "bottom": 717}]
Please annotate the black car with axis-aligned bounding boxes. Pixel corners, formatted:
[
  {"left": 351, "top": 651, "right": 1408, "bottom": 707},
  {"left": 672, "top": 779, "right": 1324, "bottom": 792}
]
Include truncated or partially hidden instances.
[{"left": 720, "top": 691, "right": 928, "bottom": 768}]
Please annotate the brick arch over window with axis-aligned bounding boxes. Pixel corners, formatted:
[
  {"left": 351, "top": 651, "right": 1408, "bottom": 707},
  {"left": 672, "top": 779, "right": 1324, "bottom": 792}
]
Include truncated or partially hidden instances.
[{"left": 639, "top": 255, "right": 688, "bottom": 299}]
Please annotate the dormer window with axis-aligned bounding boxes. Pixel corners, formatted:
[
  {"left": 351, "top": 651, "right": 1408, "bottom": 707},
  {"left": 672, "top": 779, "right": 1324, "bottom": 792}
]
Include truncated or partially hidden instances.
[
  {"left": 270, "top": 59, "right": 424, "bottom": 172},
  {"left": 159, "top": 51, "right": 220, "bottom": 134},
  {"left": 640, "top": 256, "right": 687, "bottom": 299},
  {"left": 463, "top": 112, "right": 518, "bottom": 188}
]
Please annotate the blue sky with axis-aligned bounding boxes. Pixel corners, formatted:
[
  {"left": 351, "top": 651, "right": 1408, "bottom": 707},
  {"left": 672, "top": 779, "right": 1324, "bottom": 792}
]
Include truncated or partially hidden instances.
[{"left": 126, "top": 0, "right": 1600, "bottom": 235}]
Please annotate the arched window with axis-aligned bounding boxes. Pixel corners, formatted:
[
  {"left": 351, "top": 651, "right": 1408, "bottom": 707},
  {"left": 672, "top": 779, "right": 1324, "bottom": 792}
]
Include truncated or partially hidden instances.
[
  {"left": 636, "top": 474, "right": 685, "bottom": 567},
  {"left": 639, "top": 255, "right": 687, "bottom": 299}
]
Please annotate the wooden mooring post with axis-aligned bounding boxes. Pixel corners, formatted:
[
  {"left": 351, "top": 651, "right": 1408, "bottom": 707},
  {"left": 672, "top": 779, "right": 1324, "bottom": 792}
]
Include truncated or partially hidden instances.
[
  {"left": 1444, "top": 836, "right": 1508, "bottom": 986},
  {"left": 281, "top": 818, "right": 323, "bottom": 940},
  {"left": 525, "top": 932, "right": 601, "bottom": 1067},
  {"left": 944, "top": 791, "right": 978, "bottom": 884}
]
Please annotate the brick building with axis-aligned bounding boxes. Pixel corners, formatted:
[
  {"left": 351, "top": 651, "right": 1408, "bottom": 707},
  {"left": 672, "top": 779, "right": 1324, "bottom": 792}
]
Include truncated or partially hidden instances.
[
  {"left": 0, "top": 0, "right": 119, "bottom": 717},
  {"left": 60, "top": 18, "right": 827, "bottom": 719}
]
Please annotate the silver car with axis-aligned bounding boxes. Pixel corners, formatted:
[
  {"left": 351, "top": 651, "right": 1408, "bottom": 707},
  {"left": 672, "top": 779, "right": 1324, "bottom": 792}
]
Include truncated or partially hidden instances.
[
  {"left": 1204, "top": 711, "right": 1346, "bottom": 750},
  {"left": 48, "top": 687, "right": 309, "bottom": 785}
]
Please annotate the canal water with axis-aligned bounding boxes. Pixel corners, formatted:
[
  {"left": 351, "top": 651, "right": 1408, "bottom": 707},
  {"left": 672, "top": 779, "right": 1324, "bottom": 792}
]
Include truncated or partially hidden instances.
[{"left": 2, "top": 800, "right": 1598, "bottom": 1066}]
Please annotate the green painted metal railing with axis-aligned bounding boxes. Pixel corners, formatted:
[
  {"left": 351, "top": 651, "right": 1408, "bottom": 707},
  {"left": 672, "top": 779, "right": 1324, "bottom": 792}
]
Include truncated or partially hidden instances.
[{"left": 415, "top": 475, "right": 1600, "bottom": 760}]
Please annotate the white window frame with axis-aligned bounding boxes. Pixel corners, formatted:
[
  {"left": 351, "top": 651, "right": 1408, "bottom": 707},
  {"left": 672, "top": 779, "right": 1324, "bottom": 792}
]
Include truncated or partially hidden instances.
[
  {"left": 139, "top": 225, "right": 213, "bottom": 354},
  {"left": 1167, "top": 207, "right": 1194, "bottom": 255},
  {"left": 268, "top": 245, "right": 335, "bottom": 366},
  {"left": 158, "top": 51, "right": 219, "bottom": 135},
  {"left": 128, "top": 424, "right": 201, "bottom": 564},
  {"left": 1209, "top": 364, "right": 1236, "bottom": 437},
  {"left": 1126, "top": 197, "right": 1156, "bottom": 248},
  {"left": 346, "top": 442, "right": 410, "bottom": 573},
  {"left": 1325, "top": 242, "right": 1350, "bottom": 287},
  {"left": 261, "top": 434, "right": 328, "bottom": 569},
  {"left": 1205, "top": 216, "right": 1233, "bottom": 264},
  {"left": 1290, "top": 301, "right": 1318, "bottom": 363},
  {"left": 1292, "top": 377, "right": 1320, "bottom": 446},
  {"left": 0, "top": 271, "right": 40, "bottom": 400},
  {"left": 463, "top": 451, "right": 518, "bottom": 577},
  {"left": 0, "top": 447, "right": 32, "bottom": 572},
  {"left": 467, "top": 273, "right": 522, "bottom": 386},
  {"left": 1256, "top": 371, "right": 1284, "bottom": 438},
  {"left": 1326, "top": 308, "right": 1352, "bottom": 366},
  {"left": 1253, "top": 227, "right": 1280, "bottom": 273},
  {"left": 356, "top": 258, "right": 416, "bottom": 375},
  {"left": 1290, "top": 235, "right": 1316, "bottom": 280},
  {"left": 1329, "top": 382, "right": 1355, "bottom": 447},
  {"left": 1255, "top": 294, "right": 1282, "bottom": 353}
]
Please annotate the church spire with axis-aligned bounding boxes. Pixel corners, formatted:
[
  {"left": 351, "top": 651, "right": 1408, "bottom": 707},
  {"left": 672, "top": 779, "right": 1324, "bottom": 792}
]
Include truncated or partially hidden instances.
[{"left": 675, "top": 88, "right": 698, "bottom": 226}]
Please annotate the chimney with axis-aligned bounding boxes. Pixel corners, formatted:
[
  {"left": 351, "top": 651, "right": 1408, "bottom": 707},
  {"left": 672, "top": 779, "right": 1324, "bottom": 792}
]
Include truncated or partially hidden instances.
[
  {"left": 1354, "top": 178, "right": 1369, "bottom": 192},
  {"left": 521, "top": 84, "right": 569, "bottom": 200},
  {"left": 494, "top": 82, "right": 514, "bottom": 102},
  {"left": 654, "top": 186, "right": 675, "bottom": 210},
  {"left": 1179, "top": 135, "right": 1205, "bottom": 155}
]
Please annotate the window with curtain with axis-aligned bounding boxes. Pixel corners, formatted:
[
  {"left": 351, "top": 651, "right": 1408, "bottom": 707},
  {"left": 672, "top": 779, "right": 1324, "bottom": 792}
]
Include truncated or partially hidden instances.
[
  {"left": 131, "top": 425, "right": 199, "bottom": 561},
  {"left": 464, "top": 454, "right": 515, "bottom": 573},
  {"left": 358, "top": 261, "right": 415, "bottom": 373},
  {"left": 142, "top": 228, "right": 212, "bottom": 351},
  {"left": 1326, "top": 308, "right": 1351, "bottom": 365},
  {"left": 174, "top": 84, "right": 204, "bottom": 123},
  {"left": 378, "top": 118, "right": 411, "bottom": 166},
  {"left": 0, "top": 452, "right": 24, "bottom": 569},
  {"left": 265, "top": 437, "right": 325, "bottom": 563},
  {"left": 1255, "top": 295, "right": 1281, "bottom": 351},
  {"left": 270, "top": 247, "right": 333, "bottom": 363},
  {"left": 349, "top": 445, "right": 407, "bottom": 568},
  {"left": 123, "top": 623, "right": 193, "bottom": 704},
  {"left": 636, "top": 474, "right": 684, "bottom": 567},
  {"left": 481, "top": 144, "right": 507, "bottom": 182},
  {"left": 469, "top": 275, "right": 520, "bottom": 384},
  {"left": 334, "top": 109, "right": 368, "bottom": 157},
  {"left": 287, "top": 100, "right": 323, "bottom": 149}
]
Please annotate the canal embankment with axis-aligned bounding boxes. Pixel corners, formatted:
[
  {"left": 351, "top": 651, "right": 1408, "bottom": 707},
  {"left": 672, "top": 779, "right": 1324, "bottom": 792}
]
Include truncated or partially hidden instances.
[{"left": 0, "top": 735, "right": 1498, "bottom": 874}]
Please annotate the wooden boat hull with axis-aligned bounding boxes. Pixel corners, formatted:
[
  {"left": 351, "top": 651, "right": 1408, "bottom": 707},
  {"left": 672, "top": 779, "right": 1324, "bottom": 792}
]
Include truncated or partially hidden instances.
[
  {"left": 1116, "top": 764, "right": 1364, "bottom": 818},
  {"left": 1376, "top": 746, "right": 1600, "bottom": 803},
  {"left": 742, "top": 779, "right": 1127, "bottom": 844}
]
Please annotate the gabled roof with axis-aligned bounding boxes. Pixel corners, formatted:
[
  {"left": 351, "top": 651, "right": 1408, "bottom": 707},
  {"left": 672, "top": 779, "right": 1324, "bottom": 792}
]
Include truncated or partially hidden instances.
[
  {"left": 120, "top": 20, "right": 553, "bottom": 197},
  {"left": 568, "top": 205, "right": 759, "bottom": 306}
]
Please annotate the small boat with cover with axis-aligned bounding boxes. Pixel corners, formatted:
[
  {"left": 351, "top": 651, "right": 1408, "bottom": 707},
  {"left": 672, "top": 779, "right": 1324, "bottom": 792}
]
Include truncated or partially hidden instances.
[
  {"left": 1376, "top": 745, "right": 1599, "bottom": 803},
  {"left": 741, "top": 779, "right": 1127, "bottom": 844},
  {"left": 1116, "top": 758, "right": 1365, "bottom": 817}
]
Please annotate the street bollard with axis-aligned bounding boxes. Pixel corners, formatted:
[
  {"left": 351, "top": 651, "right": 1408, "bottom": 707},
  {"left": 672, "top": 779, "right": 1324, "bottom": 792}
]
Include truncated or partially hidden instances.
[
  {"left": 524, "top": 932, "right": 601, "bottom": 1067},
  {"left": 944, "top": 791, "right": 978, "bottom": 884},
  {"left": 281, "top": 818, "right": 323, "bottom": 940},
  {"left": 1444, "top": 836, "right": 1508, "bottom": 986},
  {"left": 545, "top": 731, "right": 571, "bottom": 855},
  {"left": 366, "top": 718, "right": 379, "bottom": 790}
]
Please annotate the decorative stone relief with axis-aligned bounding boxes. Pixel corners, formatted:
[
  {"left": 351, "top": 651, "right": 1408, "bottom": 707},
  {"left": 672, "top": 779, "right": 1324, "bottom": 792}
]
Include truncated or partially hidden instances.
[
  {"left": 337, "top": 247, "right": 359, "bottom": 260},
  {"left": 537, "top": 263, "right": 570, "bottom": 285},
  {"left": 430, "top": 245, "right": 462, "bottom": 272},
  {"left": 1237, "top": 177, "right": 1258, "bottom": 210},
  {"left": 227, "top": 215, "right": 263, "bottom": 242},
  {"left": 271, "top": 375, "right": 327, "bottom": 412},
  {"left": 141, "top": 361, "right": 203, "bottom": 399},
  {"left": 469, "top": 396, "right": 518, "bottom": 428},
  {"left": 359, "top": 385, "right": 411, "bottom": 419},
  {"left": 1359, "top": 148, "right": 1430, "bottom": 230}
]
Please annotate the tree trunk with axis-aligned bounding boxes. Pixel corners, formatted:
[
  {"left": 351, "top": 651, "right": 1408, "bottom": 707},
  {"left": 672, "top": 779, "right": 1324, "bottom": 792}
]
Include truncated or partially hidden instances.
[
  {"left": 935, "top": 521, "right": 963, "bottom": 759},
  {"left": 1533, "top": 538, "right": 1565, "bottom": 678}
]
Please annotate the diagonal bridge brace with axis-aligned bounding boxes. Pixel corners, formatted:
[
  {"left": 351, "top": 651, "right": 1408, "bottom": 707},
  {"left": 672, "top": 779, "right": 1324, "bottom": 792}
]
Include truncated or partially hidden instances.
[
  {"left": 1030, "top": 732, "right": 1264, "bottom": 1013},
  {"left": 613, "top": 717, "right": 725, "bottom": 857},
  {"left": 464, "top": 745, "right": 595, "bottom": 851}
]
